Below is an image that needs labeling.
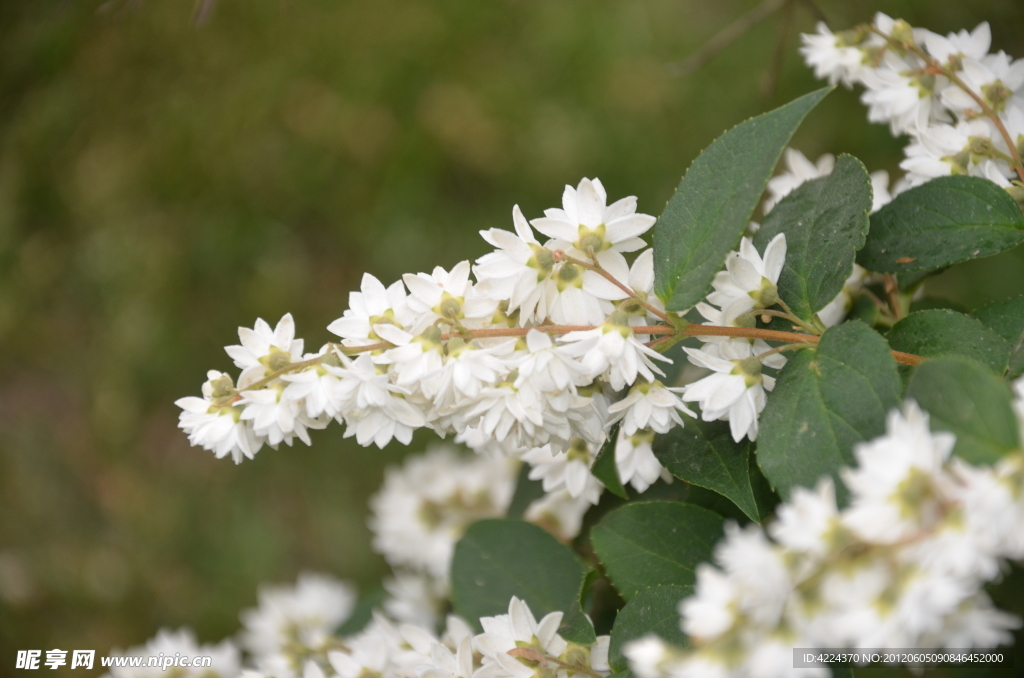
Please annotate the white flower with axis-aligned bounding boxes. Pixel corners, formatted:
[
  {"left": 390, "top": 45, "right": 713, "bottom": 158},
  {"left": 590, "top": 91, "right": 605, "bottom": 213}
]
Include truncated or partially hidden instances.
[
  {"left": 368, "top": 446, "right": 516, "bottom": 579},
  {"left": 384, "top": 570, "right": 450, "bottom": 629},
  {"left": 175, "top": 371, "right": 264, "bottom": 464},
  {"left": 800, "top": 22, "right": 870, "bottom": 87},
  {"left": 521, "top": 439, "right": 603, "bottom": 500},
  {"left": 328, "top": 614, "right": 429, "bottom": 678},
  {"left": 681, "top": 339, "right": 785, "bottom": 443},
  {"left": 327, "top": 273, "right": 414, "bottom": 347},
  {"left": 941, "top": 55, "right": 1024, "bottom": 116},
  {"left": 530, "top": 177, "right": 654, "bottom": 267},
  {"left": 860, "top": 51, "right": 939, "bottom": 135},
  {"left": 842, "top": 401, "right": 955, "bottom": 543},
  {"left": 768, "top": 478, "right": 839, "bottom": 558},
  {"left": 104, "top": 628, "right": 240, "bottom": 678},
  {"left": 923, "top": 22, "right": 992, "bottom": 66},
  {"left": 713, "top": 523, "right": 792, "bottom": 628},
  {"left": 475, "top": 207, "right": 614, "bottom": 327},
  {"left": 474, "top": 597, "right": 568, "bottom": 668},
  {"left": 513, "top": 330, "right": 593, "bottom": 395},
  {"left": 614, "top": 429, "right": 664, "bottom": 494},
  {"left": 706, "top": 235, "right": 786, "bottom": 323},
  {"left": 523, "top": 487, "right": 600, "bottom": 541},
  {"left": 607, "top": 380, "right": 693, "bottom": 436},
  {"left": 900, "top": 118, "right": 1001, "bottom": 185},
  {"left": 225, "top": 313, "right": 305, "bottom": 386},
  {"left": 624, "top": 249, "right": 668, "bottom": 325},
  {"left": 622, "top": 636, "right": 679, "bottom": 678},
  {"left": 764, "top": 150, "right": 835, "bottom": 213},
  {"left": 680, "top": 564, "right": 739, "bottom": 641},
  {"left": 416, "top": 637, "right": 476, "bottom": 678},
  {"left": 329, "top": 353, "right": 427, "bottom": 448},
  {"left": 403, "top": 261, "right": 498, "bottom": 334},
  {"left": 562, "top": 317, "right": 668, "bottom": 391},
  {"left": 766, "top": 150, "right": 893, "bottom": 215},
  {"left": 240, "top": 573, "right": 357, "bottom": 665},
  {"left": 239, "top": 385, "right": 326, "bottom": 447},
  {"left": 454, "top": 378, "right": 583, "bottom": 451},
  {"left": 433, "top": 339, "right": 516, "bottom": 412},
  {"left": 372, "top": 325, "right": 447, "bottom": 399},
  {"left": 281, "top": 349, "right": 346, "bottom": 419}
]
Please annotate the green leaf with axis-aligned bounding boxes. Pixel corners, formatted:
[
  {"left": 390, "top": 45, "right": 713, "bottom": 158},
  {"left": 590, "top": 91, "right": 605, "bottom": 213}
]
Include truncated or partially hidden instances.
[
  {"left": 754, "top": 154, "right": 872, "bottom": 321},
  {"left": 592, "top": 423, "right": 629, "bottom": 499},
  {"left": 974, "top": 295, "right": 1024, "bottom": 377},
  {"left": 451, "top": 519, "right": 596, "bottom": 643},
  {"left": 591, "top": 502, "right": 724, "bottom": 601},
  {"left": 608, "top": 586, "right": 690, "bottom": 672},
  {"left": 653, "top": 413, "right": 777, "bottom": 523},
  {"left": 906, "top": 356, "right": 1021, "bottom": 465},
  {"left": 886, "top": 309, "right": 1010, "bottom": 374},
  {"left": 654, "top": 87, "right": 832, "bottom": 311},
  {"left": 336, "top": 587, "right": 387, "bottom": 636},
  {"left": 757, "top": 321, "right": 901, "bottom": 503},
  {"left": 857, "top": 175, "right": 1024, "bottom": 274}
]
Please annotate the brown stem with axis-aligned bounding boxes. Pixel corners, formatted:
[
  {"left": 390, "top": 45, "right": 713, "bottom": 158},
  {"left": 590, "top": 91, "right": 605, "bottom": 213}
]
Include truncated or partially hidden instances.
[
  {"left": 892, "top": 349, "right": 926, "bottom": 366},
  {"left": 685, "top": 324, "right": 820, "bottom": 344},
  {"left": 227, "top": 320, "right": 926, "bottom": 402},
  {"left": 883, "top": 274, "right": 903, "bottom": 320},
  {"left": 666, "top": 0, "right": 789, "bottom": 76}
]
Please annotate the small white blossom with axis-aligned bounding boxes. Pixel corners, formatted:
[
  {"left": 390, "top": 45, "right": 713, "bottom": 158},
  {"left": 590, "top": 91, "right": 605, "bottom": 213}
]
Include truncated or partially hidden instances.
[
  {"left": 175, "top": 371, "right": 264, "bottom": 464},
  {"left": 607, "top": 380, "right": 694, "bottom": 436},
  {"left": 327, "top": 273, "right": 414, "bottom": 347},
  {"left": 799, "top": 22, "right": 870, "bottom": 87},
  {"left": 706, "top": 235, "right": 786, "bottom": 324},
  {"left": 368, "top": 446, "right": 516, "bottom": 579},
  {"left": 225, "top": 313, "right": 305, "bottom": 386},
  {"left": 240, "top": 573, "right": 357, "bottom": 670},
  {"left": 384, "top": 570, "right": 450, "bottom": 629},
  {"left": 523, "top": 487, "right": 600, "bottom": 541},
  {"left": 681, "top": 339, "right": 786, "bottom": 443},
  {"left": 521, "top": 439, "right": 603, "bottom": 500},
  {"left": 614, "top": 429, "right": 664, "bottom": 494},
  {"left": 103, "top": 628, "right": 240, "bottom": 678},
  {"left": 842, "top": 401, "right": 955, "bottom": 543}
]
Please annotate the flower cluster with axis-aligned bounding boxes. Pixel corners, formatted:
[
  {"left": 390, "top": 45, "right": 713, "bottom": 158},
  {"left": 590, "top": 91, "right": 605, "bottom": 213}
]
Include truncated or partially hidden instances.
[
  {"left": 367, "top": 445, "right": 515, "bottom": 627},
  {"left": 624, "top": 389, "right": 1024, "bottom": 678},
  {"left": 802, "top": 14, "right": 1024, "bottom": 190},
  {"left": 103, "top": 586, "right": 608, "bottom": 678},
  {"left": 176, "top": 179, "right": 695, "bottom": 514}
]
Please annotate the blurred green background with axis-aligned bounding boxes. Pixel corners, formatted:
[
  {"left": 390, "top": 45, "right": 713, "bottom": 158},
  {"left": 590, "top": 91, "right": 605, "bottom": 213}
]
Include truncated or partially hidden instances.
[{"left": 2, "top": 0, "right": 1024, "bottom": 660}]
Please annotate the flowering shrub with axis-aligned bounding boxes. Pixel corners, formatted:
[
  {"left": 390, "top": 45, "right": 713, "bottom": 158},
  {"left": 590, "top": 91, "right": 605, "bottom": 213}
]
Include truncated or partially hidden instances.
[{"left": 108, "top": 12, "right": 1024, "bottom": 678}]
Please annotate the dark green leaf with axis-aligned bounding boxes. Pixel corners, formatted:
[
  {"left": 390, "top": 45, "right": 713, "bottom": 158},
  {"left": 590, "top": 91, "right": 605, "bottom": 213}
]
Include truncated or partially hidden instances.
[
  {"left": 857, "top": 175, "right": 1024, "bottom": 274},
  {"left": 653, "top": 414, "right": 777, "bottom": 523},
  {"left": 887, "top": 309, "right": 1010, "bottom": 374},
  {"left": 654, "top": 87, "right": 832, "bottom": 311},
  {"left": 754, "top": 154, "right": 872, "bottom": 320},
  {"left": 336, "top": 587, "right": 387, "bottom": 636},
  {"left": 592, "top": 423, "right": 629, "bottom": 499},
  {"left": 506, "top": 463, "right": 546, "bottom": 519},
  {"left": 591, "top": 502, "right": 724, "bottom": 601},
  {"left": 906, "top": 356, "right": 1020, "bottom": 465},
  {"left": 608, "top": 586, "right": 690, "bottom": 672},
  {"left": 451, "top": 519, "right": 596, "bottom": 643},
  {"left": 974, "top": 295, "right": 1024, "bottom": 377},
  {"left": 757, "top": 321, "right": 901, "bottom": 503}
]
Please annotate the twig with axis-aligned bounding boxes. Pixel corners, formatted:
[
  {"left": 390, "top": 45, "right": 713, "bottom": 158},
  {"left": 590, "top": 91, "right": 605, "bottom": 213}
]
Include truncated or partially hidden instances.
[{"left": 667, "top": 0, "right": 789, "bottom": 76}]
